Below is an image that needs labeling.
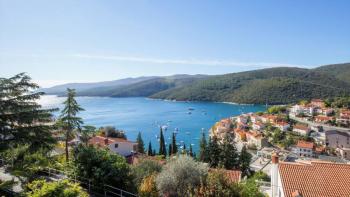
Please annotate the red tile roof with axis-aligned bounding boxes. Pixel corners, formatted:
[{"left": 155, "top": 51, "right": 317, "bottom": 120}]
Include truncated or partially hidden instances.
[
  {"left": 293, "top": 124, "right": 309, "bottom": 131},
  {"left": 296, "top": 140, "right": 314, "bottom": 149},
  {"left": 209, "top": 169, "right": 241, "bottom": 183},
  {"left": 88, "top": 136, "right": 136, "bottom": 147},
  {"left": 279, "top": 161, "right": 350, "bottom": 197}
]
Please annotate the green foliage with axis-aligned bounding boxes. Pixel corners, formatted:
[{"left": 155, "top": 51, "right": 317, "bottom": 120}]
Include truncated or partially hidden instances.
[
  {"left": 207, "top": 137, "right": 221, "bottom": 168},
  {"left": 239, "top": 146, "right": 252, "bottom": 177},
  {"left": 267, "top": 106, "right": 287, "bottom": 114},
  {"left": 132, "top": 159, "right": 162, "bottom": 187},
  {"left": 148, "top": 142, "right": 154, "bottom": 156},
  {"left": 200, "top": 170, "right": 241, "bottom": 197},
  {"left": 171, "top": 132, "right": 178, "bottom": 155},
  {"left": 158, "top": 128, "right": 166, "bottom": 157},
  {"left": 199, "top": 132, "right": 208, "bottom": 162},
  {"left": 219, "top": 137, "right": 239, "bottom": 170},
  {"left": 59, "top": 88, "right": 84, "bottom": 162},
  {"left": 0, "top": 73, "right": 57, "bottom": 152},
  {"left": 137, "top": 132, "right": 145, "bottom": 154},
  {"left": 26, "top": 179, "right": 88, "bottom": 197},
  {"left": 72, "top": 145, "right": 131, "bottom": 189},
  {"left": 99, "top": 126, "right": 127, "bottom": 139},
  {"left": 80, "top": 125, "right": 96, "bottom": 145},
  {"left": 152, "top": 67, "right": 350, "bottom": 104},
  {"left": 156, "top": 155, "right": 208, "bottom": 196}
]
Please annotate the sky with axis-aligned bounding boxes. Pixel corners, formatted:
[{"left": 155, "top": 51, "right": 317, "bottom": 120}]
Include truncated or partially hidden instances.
[{"left": 1, "top": 0, "right": 350, "bottom": 87}]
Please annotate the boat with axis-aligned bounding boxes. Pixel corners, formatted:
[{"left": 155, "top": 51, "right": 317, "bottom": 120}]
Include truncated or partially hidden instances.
[
  {"left": 188, "top": 107, "right": 195, "bottom": 111},
  {"left": 187, "top": 111, "right": 192, "bottom": 114}
]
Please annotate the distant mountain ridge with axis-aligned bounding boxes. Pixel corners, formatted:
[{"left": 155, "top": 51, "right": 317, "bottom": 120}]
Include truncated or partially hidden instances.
[{"left": 41, "top": 63, "right": 350, "bottom": 104}]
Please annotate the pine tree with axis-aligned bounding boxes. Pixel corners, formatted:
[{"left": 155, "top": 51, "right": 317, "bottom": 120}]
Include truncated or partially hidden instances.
[
  {"left": 199, "top": 132, "right": 208, "bottom": 162},
  {"left": 136, "top": 132, "right": 145, "bottom": 153},
  {"left": 171, "top": 132, "right": 178, "bottom": 155},
  {"left": 147, "top": 142, "right": 153, "bottom": 156},
  {"left": 59, "top": 88, "right": 84, "bottom": 162},
  {"left": 219, "top": 136, "right": 239, "bottom": 170},
  {"left": 208, "top": 137, "right": 221, "bottom": 167},
  {"left": 239, "top": 145, "right": 252, "bottom": 177},
  {"left": 158, "top": 128, "right": 166, "bottom": 157},
  {"left": 0, "top": 73, "right": 57, "bottom": 151}
]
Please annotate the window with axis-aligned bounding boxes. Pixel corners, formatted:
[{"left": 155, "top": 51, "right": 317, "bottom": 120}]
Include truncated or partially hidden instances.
[{"left": 114, "top": 143, "right": 119, "bottom": 148}]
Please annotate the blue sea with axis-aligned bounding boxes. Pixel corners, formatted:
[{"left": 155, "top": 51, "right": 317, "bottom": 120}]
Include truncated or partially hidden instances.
[{"left": 39, "top": 96, "right": 265, "bottom": 153}]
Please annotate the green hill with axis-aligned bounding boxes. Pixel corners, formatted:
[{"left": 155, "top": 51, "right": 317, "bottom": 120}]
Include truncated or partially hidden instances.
[
  {"left": 314, "top": 63, "right": 350, "bottom": 84},
  {"left": 151, "top": 67, "right": 350, "bottom": 104},
  {"left": 76, "top": 75, "right": 207, "bottom": 97}
]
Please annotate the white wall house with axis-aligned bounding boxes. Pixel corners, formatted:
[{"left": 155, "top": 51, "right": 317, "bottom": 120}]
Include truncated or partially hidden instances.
[
  {"left": 292, "top": 140, "right": 314, "bottom": 157},
  {"left": 89, "top": 136, "right": 138, "bottom": 157},
  {"left": 292, "top": 124, "right": 311, "bottom": 136}
]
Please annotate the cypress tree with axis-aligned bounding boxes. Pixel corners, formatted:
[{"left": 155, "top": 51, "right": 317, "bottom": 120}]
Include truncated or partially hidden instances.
[
  {"left": 208, "top": 137, "right": 221, "bottom": 167},
  {"left": 147, "top": 142, "right": 152, "bottom": 156},
  {"left": 0, "top": 73, "right": 57, "bottom": 151},
  {"left": 59, "top": 88, "right": 84, "bottom": 162},
  {"left": 171, "top": 132, "right": 177, "bottom": 155},
  {"left": 168, "top": 144, "right": 172, "bottom": 156},
  {"left": 239, "top": 145, "right": 252, "bottom": 177},
  {"left": 199, "top": 132, "right": 208, "bottom": 162},
  {"left": 136, "top": 132, "right": 145, "bottom": 153},
  {"left": 189, "top": 144, "right": 193, "bottom": 157},
  {"left": 219, "top": 136, "right": 239, "bottom": 170},
  {"left": 158, "top": 128, "right": 166, "bottom": 157}
]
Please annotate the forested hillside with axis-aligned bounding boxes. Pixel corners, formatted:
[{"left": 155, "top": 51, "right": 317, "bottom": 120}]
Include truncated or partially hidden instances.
[
  {"left": 151, "top": 67, "right": 350, "bottom": 104},
  {"left": 41, "top": 64, "right": 350, "bottom": 104}
]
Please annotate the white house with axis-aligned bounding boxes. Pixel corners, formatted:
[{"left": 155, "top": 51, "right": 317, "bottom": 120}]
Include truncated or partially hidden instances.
[
  {"left": 236, "top": 115, "right": 248, "bottom": 124},
  {"left": 292, "top": 124, "right": 311, "bottom": 136},
  {"left": 273, "top": 121, "right": 290, "bottom": 132},
  {"left": 88, "top": 136, "right": 138, "bottom": 157},
  {"left": 252, "top": 122, "right": 265, "bottom": 131},
  {"left": 270, "top": 154, "right": 350, "bottom": 197},
  {"left": 292, "top": 140, "right": 314, "bottom": 157}
]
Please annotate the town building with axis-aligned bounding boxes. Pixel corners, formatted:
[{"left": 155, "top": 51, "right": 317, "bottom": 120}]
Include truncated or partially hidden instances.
[
  {"left": 246, "top": 131, "right": 269, "bottom": 149},
  {"left": 336, "top": 109, "right": 350, "bottom": 126},
  {"left": 310, "top": 99, "right": 325, "bottom": 108},
  {"left": 252, "top": 122, "right": 265, "bottom": 131},
  {"left": 274, "top": 121, "right": 290, "bottom": 132},
  {"left": 326, "top": 130, "right": 350, "bottom": 160},
  {"left": 88, "top": 136, "right": 138, "bottom": 157},
  {"left": 292, "top": 140, "right": 314, "bottom": 157},
  {"left": 236, "top": 115, "right": 248, "bottom": 124},
  {"left": 270, "top": 153, "right": 350, "bottom": 197},
  {"left": 314, "top": 115, "right": 334, "bottom": 123},
  {"left": 292, "top": 124, "right": 310, "bottom": 136}
]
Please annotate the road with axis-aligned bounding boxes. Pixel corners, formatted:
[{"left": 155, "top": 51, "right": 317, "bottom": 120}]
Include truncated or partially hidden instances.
[{"left": 290, "top": 115, "right": 350, "bottom": 133}]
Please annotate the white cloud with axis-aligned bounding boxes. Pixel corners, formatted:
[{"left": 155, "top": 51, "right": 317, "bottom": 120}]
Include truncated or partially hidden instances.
[{"left": 72, "top": 54, "right": 306, "bottom": 68}]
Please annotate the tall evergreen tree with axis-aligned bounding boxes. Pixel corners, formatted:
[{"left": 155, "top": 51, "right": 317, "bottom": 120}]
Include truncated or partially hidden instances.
[
  {"left": 168, "top": 144, "right": 172, "bottom": 156},
  {"left": 219, "top": 136, "right": 239, "bottom": 170},
  {"left": 171, "top": 132, "right": 178, "bottom": 155},
  {"left": 136, "top": 132, "right": 145, "bottom": 153},
  {"left": 0, "top": 73, "right": 57, "bottom": 151},
  {"left": 80, "top": 125, "right": 96, "bottom": 146},
  {"left": 189, "top": 144, "right": 193, "bottom": 157},
  {"left": 208, "top": 137, "right": 221, "bottom": 167},
  {"left": 147, "top": 141, "right": 153, "bottom": 156},
  {"left": 59, "top": 88, "right": 84, "bottom": 162},
  {"left": 239, "top": 145, "right": 252, "bottom": 177},
  {"left": 158, "top": 128, "right": 166, "bottom": 157},
  {"left": 199, "top": 132, "right": 208, "bottom": 162}
]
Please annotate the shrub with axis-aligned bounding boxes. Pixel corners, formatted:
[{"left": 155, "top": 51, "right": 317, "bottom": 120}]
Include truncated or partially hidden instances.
[
  {"left": 139, "top": 174, "right": 159, "bottom": 197},
  {"left": 132, "top": 159, "right": 162, "bottom": 187},
  {"left": 72, "top": 145, "right": 131, "bottom": 189},
  {"left": 156, "top": 155, "right": 208, "bottom": 196},
  {"left": 26, "top": 179, "right": 88, "bottom": 197}
]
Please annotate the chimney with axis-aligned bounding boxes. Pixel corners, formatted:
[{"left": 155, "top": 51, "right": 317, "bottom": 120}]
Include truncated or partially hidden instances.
[
  {"left": 271, "top": 152, "right": 279, "bottom": 197},
  {"left": 272, "top": 152, "right": 279, "bottom": 164}
]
